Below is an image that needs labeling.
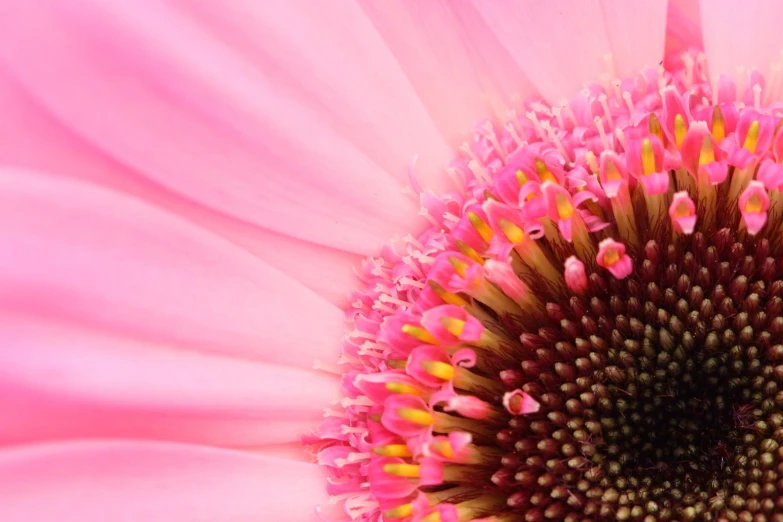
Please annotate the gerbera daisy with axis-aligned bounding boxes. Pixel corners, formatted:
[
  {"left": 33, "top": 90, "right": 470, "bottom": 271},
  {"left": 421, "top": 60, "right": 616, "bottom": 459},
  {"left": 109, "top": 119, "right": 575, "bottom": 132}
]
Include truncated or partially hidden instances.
[{"left": 2, "top": 1, "right": 783, "bottom": 522}]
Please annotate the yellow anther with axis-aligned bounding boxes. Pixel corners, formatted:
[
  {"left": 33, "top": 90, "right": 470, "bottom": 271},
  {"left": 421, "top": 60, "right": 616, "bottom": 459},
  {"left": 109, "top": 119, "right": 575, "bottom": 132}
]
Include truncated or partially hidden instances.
[
  {"left": 515, "top": 169, "right": 530, "bottom": 186},
  {"left": 448, "top": 256, "right": 469, "bottom": 278},
  {"left": 455, "top": 240, "right": 484, "bottom": 265},
  {"left": 535, "top": 158, "right": 557, "bottom": 183},
  {"left": 603, "top": 248, "right": 620, "bottom": 266},
  {"left": 421, "top": 360, "right": 455, "bottom": 381},
  {"left": 674, "top": 114, "right": 687, "bottom": 148},
  {"left": 420, "top": 512, "right": 443, "bottom": 522},
  {"left": 746, "top": 194, "right": 764, "bottom": 213},
  {"left": 698, "top": 135, "right": 715, "bottom": 166},
  {"left": 641, "top": 138, "right": 656, "bottom": 176},
  {"left": 440, "top": 316, "right": 466, "bottom": 337},
  {"left": 430, "top": 440, "right": 455, "bottom": 459},
  {"left": 585, "top": 151, "right": 599, "bottom": 173},
  {"left": 673, "top": 201, "right": 691, "bottom": 219},
  {"left": 743, "top": 120, "right": 760, "bottom": 153},
  {"left": 382, "top": 463, "right": 421, "bottom": 478},
  {"left": 397, "top": 407, "right": 433, "bottom": 426},
  {"left": 467, "top": 211, "right": 493, "bottom": 242},
  {"left": 373, "top": 444, "right": 413, "bottom": 458},
  {"left": 383, "top": 503, "right": 414, "bottom": 519},
  {"left": 427, "top": 280, "right": 469, "bottom": 307},
  {"left": 401, "top": 324, "right": 439, "bottom": 344},
  {"left": 648, "top": 113, "right": 664, "bottom": 142},
  {"left": 712, "top": 106, "right": 725, "bottom": 142},
  {"left": 605, "top": 159, "right": 622, "bottom": 181},
  {"left": 385, "top": 381, "right": 424, "bottom": 395},
  {"left": 555, "top": 192, "right": 574, "bottom": 219},
  {"left": 498, "top": 218, "right": 525, "bottom": 244}
]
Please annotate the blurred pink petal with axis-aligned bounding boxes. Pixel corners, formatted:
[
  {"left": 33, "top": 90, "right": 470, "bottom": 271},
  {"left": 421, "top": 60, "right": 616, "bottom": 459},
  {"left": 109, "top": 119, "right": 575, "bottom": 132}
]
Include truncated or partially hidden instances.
[
  {"left": 0, "top": 169, "right": 344, "bottom": 369},
  {"left": 0, "top": 312, "right": 339, "bottom": 446},
  {"left": 359, "top": 0, "right": 537, "bottom": 141},
  {"left": 0, "top": 0, "right": 441, "bottom": 255},
  {"left": 472, "top": 0, "right": 668, "bottom": 101},
  {"left": 699, "top": 0, "right": 783, "bottom": 92},
  {"left": 0, "top": 441, "right": 327, "bottom": 522},
  {"left": 665, "top": 0, "right": 703, "bottom": 67},
  {"left": 0, "top": 73, "right": 362, "bottom": 305}
]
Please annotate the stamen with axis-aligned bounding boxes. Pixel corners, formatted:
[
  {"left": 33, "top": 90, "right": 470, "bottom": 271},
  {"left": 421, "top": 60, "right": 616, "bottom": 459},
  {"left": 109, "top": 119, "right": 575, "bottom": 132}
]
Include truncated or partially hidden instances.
[
  {"left": 396, "top": 408, "right": 434, "bottom": 426},
  {"left": 373, "top": 445, "right": 413, "bottom": 457},
  {"left": 382, "top": 463, "right": 420, "bottom": 478}
]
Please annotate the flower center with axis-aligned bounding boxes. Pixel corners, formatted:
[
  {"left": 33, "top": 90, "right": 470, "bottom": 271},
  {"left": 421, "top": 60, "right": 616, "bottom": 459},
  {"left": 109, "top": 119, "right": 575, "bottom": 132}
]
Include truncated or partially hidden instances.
[{"left": 313, "top": 52, "right": 783, "bottom": 522}]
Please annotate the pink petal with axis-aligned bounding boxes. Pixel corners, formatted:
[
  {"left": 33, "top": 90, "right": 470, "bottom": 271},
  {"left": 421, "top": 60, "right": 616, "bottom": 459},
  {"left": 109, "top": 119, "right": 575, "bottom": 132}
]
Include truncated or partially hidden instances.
[
  {"left": 699, "top": 0, "right": 783, "bottom": 92},
  {"left": 0, "top": 1, "right": 442, "bottom": 255},
  {"left": 0, "top": 169, "right": 345, "bottom": 369},
  {"left": 0, "top": 441, "right": 327, "bottom": 522},
  {"left": 600, "top": 0, "right": 668, "bottom": 79},
  {"left": 0, "top": 73, "right": 361, "bottom": 305},
  {"left": 473, "top": 0, "right": 667, "bottom": 101},
  {"left": 359, "top": 1, "right": 537, "bottom": 142},
  {"left": 665, "top": 0, "right": 704, "bottom": 67},
  {"left": 0, "top": 311, "right": 340, "bottom": 447}
]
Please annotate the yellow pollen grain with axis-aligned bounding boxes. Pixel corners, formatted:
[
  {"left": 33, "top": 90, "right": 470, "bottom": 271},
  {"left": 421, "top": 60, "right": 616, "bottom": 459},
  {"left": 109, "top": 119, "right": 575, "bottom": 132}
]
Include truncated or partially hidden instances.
[
  {"left": 699, "top": 135, "right": 715, "bottom": 166},
  {"left": 555, "top": 192, "right": 574, "bottom": 219},
  {"left": 467, "top": 211, "right": 493, "bottom": 242},
  {"left": 421, "top": 360, "right": 455, "bottom": 381},
  {"left": 746, "top": 194, "right": 764, "bottom": 213},
  {"left": 498, "top": 218, "right": 525, "bottom": 244},
  {"left": 515, "top": 169, "right": 530, "bottom": 186},
  {"left": 605, "top": 159, "right": 622, "bottom": 181},
  {"left": 401, "top": 324, "right": 438, "bottom": 344},
  {"left": 585, "top": 151, "right": 599, "bottom": 173},
  {"left": 712, "top": 106, "right": 725, "bottom": 142},
  {"left": 383, "top": 503, "right": 414, "bottom": 519},
  {"left": 674, "top": 201, "right": 691, "bottom": 219},
  {"left": 385, "top": 382, "right": 424, "bottom": 395},
  {"left": 604, "top": 248, "right": 620, "bottom": 266},
  {"left": 674, "top": 114, "right": 687, "bottom": 148},
  {"left": 455, "top": 240, "right": 485, "bottom": 265},
  {"left": 641, "top": 138, "right": 656, "bottom": 176},
  {"left": 535, "top": 158, "right": 557, "bottom": 183},
  {"left": 648, "top": 113, "right": 664, "bottom": 142},
  {"left": 427, "top": 280, "right": 468, "bottom": 306},
  {"left": 397, "top": 407, "right": 433, "bottom": 426},
  {"left": 373, "top": 444, "right": 413, "bottom": 458},
  {"left": 430, "top": 440, "right": 455, "bottom": 459},
  {"left": 382, "top": 463, "right": 421, "bottom": 478},
  {"left": 743, "top": 120, "right": 760, "bottom": 153},
  {"left": 448, "top": 256, "right": 469, "bottom": 278},
  {"left": 440, "top": 316, "right": 466, "bottom": 337}
]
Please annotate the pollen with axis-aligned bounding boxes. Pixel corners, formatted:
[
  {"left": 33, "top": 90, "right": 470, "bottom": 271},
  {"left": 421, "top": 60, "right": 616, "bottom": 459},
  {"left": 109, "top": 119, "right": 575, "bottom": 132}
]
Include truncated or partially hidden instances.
[
  {"left": 420, "top": 360, "right": 455, "bottom": 381},
  {"left": 641, "top": 137, "right": 656, "bottom": 175},
  {"left": 396, "top": 407, "right": 433, "bottom": 426}
]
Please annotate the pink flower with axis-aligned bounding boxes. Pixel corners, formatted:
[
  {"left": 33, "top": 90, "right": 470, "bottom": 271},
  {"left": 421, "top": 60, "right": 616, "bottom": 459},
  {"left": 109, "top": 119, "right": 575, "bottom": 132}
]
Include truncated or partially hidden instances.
[{"left": 3, "top": 2, "right": 783, "bottom": 522}]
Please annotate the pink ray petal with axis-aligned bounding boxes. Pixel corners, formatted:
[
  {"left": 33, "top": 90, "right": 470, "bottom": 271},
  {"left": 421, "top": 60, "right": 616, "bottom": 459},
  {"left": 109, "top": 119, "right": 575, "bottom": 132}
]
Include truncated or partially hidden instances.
[
  {"left": 0, "top": 169, "right": 345, "bottom": 369},
  {"left": 0, "top": 73, "right": 362, "bottom": 305},
  {"left": 0, "top": 441, "right": 328, "bottom": 522},
  {"left": 665, "top": 0, "right": 704, "bottom": 67},
  {"left": 699, "top": 0, "right": 783, "bottom": 94},
  {"left": 600, "top": 0, "right": 668, "bottom": 79},
  {"left": 0, "top": 311, "right": 340, "bottom": 447},
  {"left": 0, "top": 1, "right": 443, "bottom": 255},
  {"left": 472, "top": 0, "right": 667, "bottom": 101},
  {"left": 359, "top": 0, "right": 537, "bottom": 143}
]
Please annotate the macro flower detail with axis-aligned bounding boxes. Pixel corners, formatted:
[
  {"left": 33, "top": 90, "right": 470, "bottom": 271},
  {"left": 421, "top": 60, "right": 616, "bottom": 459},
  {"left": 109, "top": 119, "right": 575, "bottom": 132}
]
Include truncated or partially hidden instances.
[
  {"left": 5, "top": 2, "right": 783, "bottom": 522},
  {"left": 313, "top": 20, "right": 783, "bottom": 522}
]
